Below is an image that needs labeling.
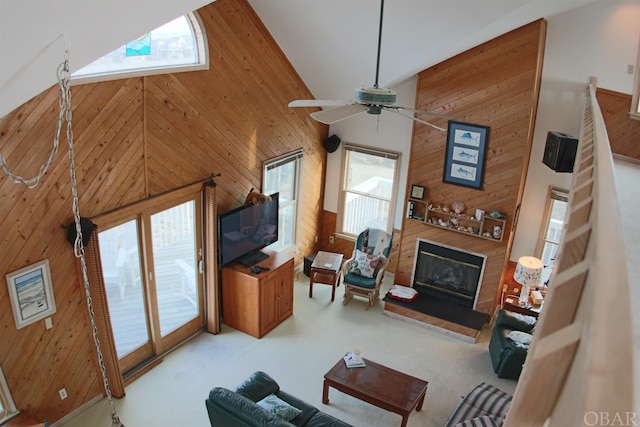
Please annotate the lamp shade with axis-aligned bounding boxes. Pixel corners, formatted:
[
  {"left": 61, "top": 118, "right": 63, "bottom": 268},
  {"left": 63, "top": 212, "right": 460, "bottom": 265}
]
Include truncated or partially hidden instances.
[{"left": 513, "top": 256, "right": 543, "bottom": 287}]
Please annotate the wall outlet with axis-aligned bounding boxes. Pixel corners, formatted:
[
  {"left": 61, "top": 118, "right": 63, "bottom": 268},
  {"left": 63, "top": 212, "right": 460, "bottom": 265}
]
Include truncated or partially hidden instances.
[
  {"left": 45, "top": 317, "right": 53, "bottom": 330},
  {"left": 314, "top": 235, "right": 318, "bottom": 243},
  {"left": 58, "top": 388, "right": 67, "bottom": 400},
  {"left": 329, "top": 235, "right": 334, "bottom": 245},
  {"left": 628, "top": 64, "right": 635, "bottom": 74}
]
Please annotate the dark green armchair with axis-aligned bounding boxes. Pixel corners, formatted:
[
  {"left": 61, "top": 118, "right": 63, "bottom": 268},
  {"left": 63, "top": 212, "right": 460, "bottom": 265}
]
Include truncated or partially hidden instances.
[{"left": 488, "top": 309, "right": 537, "bottom": 380}]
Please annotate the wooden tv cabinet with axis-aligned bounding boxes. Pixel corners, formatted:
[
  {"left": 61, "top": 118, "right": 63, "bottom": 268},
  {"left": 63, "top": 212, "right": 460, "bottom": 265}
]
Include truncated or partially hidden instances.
[{"left": 221, "top": 250, "right": 294, "bottom": 338}]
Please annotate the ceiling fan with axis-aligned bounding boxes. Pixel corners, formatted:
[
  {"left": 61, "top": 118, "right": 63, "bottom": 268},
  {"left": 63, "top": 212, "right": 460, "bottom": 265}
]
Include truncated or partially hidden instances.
[{"left": 288, "top": 0, "right": 450, "bottom": 131}]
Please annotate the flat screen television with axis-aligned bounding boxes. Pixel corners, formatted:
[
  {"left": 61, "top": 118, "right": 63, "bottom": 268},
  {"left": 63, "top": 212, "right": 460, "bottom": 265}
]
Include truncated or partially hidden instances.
[{"left": 217, "top": 192, "right": 279, "bottom": 268}]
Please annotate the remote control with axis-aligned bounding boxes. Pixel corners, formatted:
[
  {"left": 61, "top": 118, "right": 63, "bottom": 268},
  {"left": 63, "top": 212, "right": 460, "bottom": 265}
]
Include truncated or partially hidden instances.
[{"left": 257, "top": 265, "right": 270, "bottom": 271}]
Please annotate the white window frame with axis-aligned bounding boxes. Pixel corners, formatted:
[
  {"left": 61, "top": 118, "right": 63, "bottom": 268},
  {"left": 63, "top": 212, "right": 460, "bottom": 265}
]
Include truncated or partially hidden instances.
[
  {"left": 630, "top": 34, "right": 640, "bottom": 120},
  {"left": 71, "top": 12, "right": 208, "bottom": 85},
  {"left": 263, "top": 150, "right": 303, "bottom": 253},
  {"left": 0, "top": 365, "right": 18, "bottom": 422},
  {"left": 337, "top": 143, "right": 400, "bottom": 237},
  {"left": 534, "top": 187, "right": 569, "bottom": 283}
]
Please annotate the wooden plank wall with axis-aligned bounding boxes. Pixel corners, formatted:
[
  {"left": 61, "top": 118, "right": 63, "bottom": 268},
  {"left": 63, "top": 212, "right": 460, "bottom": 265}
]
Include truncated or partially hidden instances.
[
  {"left": 395, "top": 20, "right": 547, "bottom": 315},
  {"left": 596, "top": 88, "right": 640, "bottom": 161},
  {"left": 0, "top": 0, "right": 326, "bottom": 422}
]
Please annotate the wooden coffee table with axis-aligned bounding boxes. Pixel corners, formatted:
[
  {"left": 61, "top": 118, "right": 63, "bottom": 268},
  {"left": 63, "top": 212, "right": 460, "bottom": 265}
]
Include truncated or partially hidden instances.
[
  {"left": 323, "top": 357, "right": 428, "bottom": 427},
  {"left": 309, "top": 251, "right": 343, "bottom": 302}
]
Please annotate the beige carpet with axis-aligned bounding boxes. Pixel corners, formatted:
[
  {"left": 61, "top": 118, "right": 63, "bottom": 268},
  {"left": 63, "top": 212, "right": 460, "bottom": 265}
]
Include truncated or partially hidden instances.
[
  {"left": 59, "top": 272, "right": 516, "bottom": 427},
  {"left": 58, "top": 158, "right": 640, "bottom": 427}
]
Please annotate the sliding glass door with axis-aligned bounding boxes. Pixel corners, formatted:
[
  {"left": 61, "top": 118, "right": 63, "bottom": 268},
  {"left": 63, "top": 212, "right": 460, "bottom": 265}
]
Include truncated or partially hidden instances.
[
  {"left": 97, "top": 193, "right": 203, "bottom": 374},
  {"left": 99, "top": 220, "right": 150, "bottom": 367},
  {"left": 150, "top": 201, "right": 199, "bottom": 337}
]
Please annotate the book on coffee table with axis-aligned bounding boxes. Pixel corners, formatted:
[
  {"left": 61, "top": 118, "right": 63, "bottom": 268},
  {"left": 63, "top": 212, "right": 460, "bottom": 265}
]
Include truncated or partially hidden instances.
[{"left": 343, "top": 352, "right": 366, "bottom": 368}]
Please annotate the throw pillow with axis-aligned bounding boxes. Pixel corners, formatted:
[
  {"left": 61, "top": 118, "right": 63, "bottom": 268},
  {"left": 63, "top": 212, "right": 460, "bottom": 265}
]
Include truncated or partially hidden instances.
[
  {"left": 371, "top": 229, "right": 390, "bottom": 256},
  {"left": 507, "top": 330, "right": 533, "bottom": 346},
  {"left": 256, "top": 394, "right": 302, "bottom": 421},
  {"left": 348, "top": 249, "right": 382, "bottom": 278}
]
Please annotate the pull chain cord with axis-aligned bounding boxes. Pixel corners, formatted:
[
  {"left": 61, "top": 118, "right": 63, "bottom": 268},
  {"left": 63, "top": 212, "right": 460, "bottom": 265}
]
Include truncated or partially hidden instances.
[
  {"left": 59, "top": 57, "right": 125, "bottom": 427},
  {"left": 1, "top": 51, "right": 125, "bottom": 426},
  {"left": 0, "top": 69, "right": 65, "bottom": 187}
]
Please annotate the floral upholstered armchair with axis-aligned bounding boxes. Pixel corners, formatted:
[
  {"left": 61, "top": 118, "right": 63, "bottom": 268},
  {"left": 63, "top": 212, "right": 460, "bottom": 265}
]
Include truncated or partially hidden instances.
[{"left": 341, "top": 228, "right": 392, "bottom": 310}]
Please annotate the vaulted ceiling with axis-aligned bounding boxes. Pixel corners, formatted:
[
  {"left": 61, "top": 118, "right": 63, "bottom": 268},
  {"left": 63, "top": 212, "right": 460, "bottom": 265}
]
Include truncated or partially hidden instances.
[{"left": 0, "top": 0, "right": 597, "bottom": 118}]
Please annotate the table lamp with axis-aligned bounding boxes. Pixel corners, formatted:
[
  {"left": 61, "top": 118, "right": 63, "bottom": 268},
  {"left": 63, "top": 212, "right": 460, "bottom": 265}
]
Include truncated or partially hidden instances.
[{"left": 514, "top": 256, "right": 543, "bottom": 307}]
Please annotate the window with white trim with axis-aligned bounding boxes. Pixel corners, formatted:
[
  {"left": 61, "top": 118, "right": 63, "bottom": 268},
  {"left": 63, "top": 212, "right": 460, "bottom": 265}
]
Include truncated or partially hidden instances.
[
  {"left": 630, "top": 35, "right": 640, "bottom": 119},
  {"left": 535, "top": 187, "right": 569, "bottom": 284},
  {"left": 338, "top": 144, "right": 399, "bottom": 236},
  {"left": 72, "top": 12, "right": 208, "bottom": 83},
  {"left": 263, "top": 150, "right": 303, "bottom": 252},
  {"left": 0, "top": 365, "right": 18, "bottom": 422}
]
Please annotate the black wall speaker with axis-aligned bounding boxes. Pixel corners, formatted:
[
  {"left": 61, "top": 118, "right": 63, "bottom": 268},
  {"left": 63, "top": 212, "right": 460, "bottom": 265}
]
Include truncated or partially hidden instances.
[
  {"left": 542, "top": 131, "right": 578, "bottom": 173},
  {"left": 323, "top": 135, "right": 341, "bottom": 153}
]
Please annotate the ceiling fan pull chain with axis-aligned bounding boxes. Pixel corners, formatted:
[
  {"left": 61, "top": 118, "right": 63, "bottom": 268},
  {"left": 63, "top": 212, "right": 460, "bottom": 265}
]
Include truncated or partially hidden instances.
[
  {"left": 0, "top": 63, "right": 67, "bottom": 188},
  {"left": 60, "top": 53, "right": 127, "bottom": 427}
]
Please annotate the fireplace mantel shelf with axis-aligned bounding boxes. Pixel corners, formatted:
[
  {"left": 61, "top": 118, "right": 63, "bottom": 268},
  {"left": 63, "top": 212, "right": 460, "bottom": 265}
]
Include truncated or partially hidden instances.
[{"left": 407, "top": 199, "right": 506, "bottom": 242}]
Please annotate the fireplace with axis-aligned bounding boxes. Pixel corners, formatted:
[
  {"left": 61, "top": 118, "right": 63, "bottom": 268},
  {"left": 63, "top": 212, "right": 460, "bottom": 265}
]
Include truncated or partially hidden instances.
[
  {"left": 411, "top": 239, "right": 486, "bottom": 309},
  {"left": 382, "top": 238, "right": 489, "bottom": 341}
]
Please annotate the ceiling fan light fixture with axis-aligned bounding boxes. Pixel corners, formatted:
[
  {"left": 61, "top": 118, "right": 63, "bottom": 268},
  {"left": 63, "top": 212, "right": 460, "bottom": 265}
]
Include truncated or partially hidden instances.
[{"left": 354, "top": 87, "right": 396, "bottom": 105}]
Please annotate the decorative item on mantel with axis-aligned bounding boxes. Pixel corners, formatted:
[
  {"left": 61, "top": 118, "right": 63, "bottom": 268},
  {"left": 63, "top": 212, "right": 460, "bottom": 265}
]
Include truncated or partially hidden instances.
[
  {"left": 452, "top": 200, "right": 466, "bottom": 214},
  {"left": 411, "top": 199, "right": 506, "bottom": 242},
  {"left": 410, "top": 184, "right": 426, "bottom": 200},
  {"left": 492, "top": 225, "right": 502, "bottom": 240}
]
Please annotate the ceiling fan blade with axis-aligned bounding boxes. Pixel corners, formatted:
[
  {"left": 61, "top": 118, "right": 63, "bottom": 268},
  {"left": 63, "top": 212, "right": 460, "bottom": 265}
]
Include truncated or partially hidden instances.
[
  {"left": 384, "top": 108, "right": 446, "bottom": 131},
  {"left": 292, "top": 1, "right": 450, "bottom": 130},
  {"left": 386, "top": 106, "right": 453, "bottom": 120},
  {"left": 288, "top": 99, "right": 353, "bottom": 108},
  {"left": 310, "top": 104, "right": 368, "bottom": 124}
]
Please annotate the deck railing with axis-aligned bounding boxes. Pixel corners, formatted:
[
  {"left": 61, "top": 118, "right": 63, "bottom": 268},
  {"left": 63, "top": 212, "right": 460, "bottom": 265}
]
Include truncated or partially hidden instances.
[{"left": 505, "top": 77, "right": 635, "bottom": 425}]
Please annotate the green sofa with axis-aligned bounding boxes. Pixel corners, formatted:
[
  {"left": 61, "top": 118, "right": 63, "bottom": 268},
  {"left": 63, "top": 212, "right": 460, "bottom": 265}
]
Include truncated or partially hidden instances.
[{"left": 206, "top": 371, "right": 352, "bottom": 427}]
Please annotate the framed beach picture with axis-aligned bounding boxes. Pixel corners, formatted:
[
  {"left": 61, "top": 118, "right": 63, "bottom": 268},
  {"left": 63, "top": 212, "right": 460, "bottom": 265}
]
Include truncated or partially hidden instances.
[
  {"left": 443, "top": 121, "right": 489, "bottom": 190},
  {"left": 6, "top": 259, "right": 56, "bottom": 329}
]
